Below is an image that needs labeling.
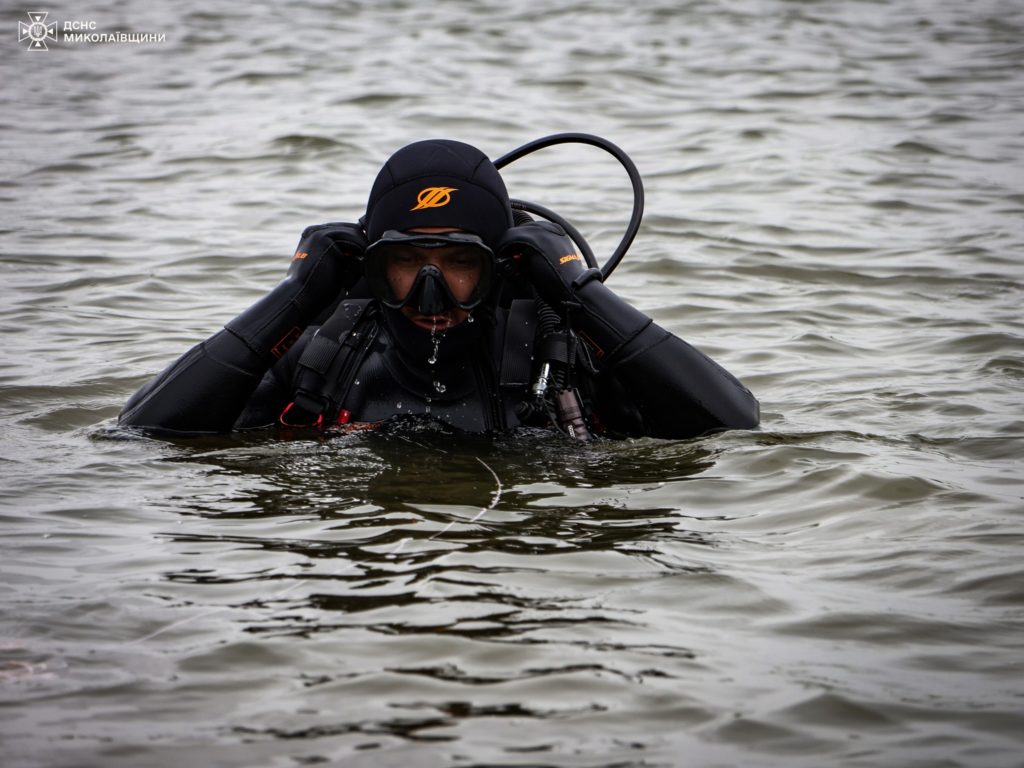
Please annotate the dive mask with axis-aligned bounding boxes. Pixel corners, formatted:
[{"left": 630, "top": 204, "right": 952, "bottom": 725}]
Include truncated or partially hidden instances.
[{"left": 364, "top": 230, "right": 496, "bottom": 314}]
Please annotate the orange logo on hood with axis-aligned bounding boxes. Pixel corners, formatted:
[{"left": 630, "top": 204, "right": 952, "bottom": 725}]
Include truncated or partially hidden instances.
[{"left": 411, "top": 186, "right": 458, "bottom": 211}]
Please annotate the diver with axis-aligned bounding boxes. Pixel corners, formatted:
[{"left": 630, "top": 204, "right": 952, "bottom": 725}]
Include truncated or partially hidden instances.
[{"left": 119, "top": 136, "right": 759, "bottom": 440}]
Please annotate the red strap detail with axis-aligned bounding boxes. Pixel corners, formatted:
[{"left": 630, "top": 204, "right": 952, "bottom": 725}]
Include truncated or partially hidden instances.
[
  {"left": 278, "top": 401, "right": 296, "bottom": 425},
  {"left": 279, "top": 401, "right": 324, "bottom": 428},
  {"left": 271, "top": 326, "right": 303, "bottom": 359}
]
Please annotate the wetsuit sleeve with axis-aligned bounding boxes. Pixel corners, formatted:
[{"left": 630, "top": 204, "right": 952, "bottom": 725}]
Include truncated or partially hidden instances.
[
  {"left": 119, "top": 223, "right": 366, "bottom": 434},
  {"left": 499, "top": 221, "right": 759, "bottom": 438},
  {"left": 230, "top": 329, "right": 313, "bottom": 429},
  {"left": 576, "top": 280, "right": 759, "bottom": 438}
]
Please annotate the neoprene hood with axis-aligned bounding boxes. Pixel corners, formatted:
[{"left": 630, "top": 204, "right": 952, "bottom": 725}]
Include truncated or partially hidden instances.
[{"left": 364, "top": 140, "right": 513, "bottom": 249}]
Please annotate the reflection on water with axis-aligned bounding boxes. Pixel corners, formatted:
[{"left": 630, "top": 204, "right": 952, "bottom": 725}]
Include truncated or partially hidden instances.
[
  {"left": 151, "top": 428, "right": 720, "bottom": 645},
  {"left": 3, "top": 0, "right": 1024, "bottom": 765}
]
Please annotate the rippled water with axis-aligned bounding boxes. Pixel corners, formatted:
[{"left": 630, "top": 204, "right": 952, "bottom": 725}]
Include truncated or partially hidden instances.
[{"left": 3, "top": 1, "right": 1023, "bottom": 766}]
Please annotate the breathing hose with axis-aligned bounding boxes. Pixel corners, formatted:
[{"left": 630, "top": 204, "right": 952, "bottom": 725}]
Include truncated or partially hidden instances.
[{"left": 493, "top": 132, "right": 645, "bottom": 281}]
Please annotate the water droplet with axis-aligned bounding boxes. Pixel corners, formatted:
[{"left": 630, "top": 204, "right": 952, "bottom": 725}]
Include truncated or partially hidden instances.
[
  {"left": 427, "top": 332, "right": 442, "bottom": 365},
  {"left": 396, "top": 402, "right": 403, "bottom": 410},
  {"left": 434, "top": 380, "right": 447, "bottom": 394}
]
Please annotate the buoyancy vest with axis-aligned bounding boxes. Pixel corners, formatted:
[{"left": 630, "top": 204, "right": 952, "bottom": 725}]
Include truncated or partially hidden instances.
[{"left": 278, "top": 298, "right": 541, "bottom": 433}]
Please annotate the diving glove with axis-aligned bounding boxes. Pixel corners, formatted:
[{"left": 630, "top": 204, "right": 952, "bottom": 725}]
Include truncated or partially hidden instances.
[
  {"left": 498, "top": 221, "right": 650, "bottom": 360},
  {"left": 225, "top": 222, "right": 367, "bottom": 363},
  {"left": 498, "top": 221, "right": 598, "bottom": 304}
]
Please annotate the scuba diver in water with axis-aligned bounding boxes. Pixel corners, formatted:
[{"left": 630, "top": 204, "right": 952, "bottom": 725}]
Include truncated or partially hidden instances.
[{"left": 120, "top": 135, "right": 759, "bottom": 440}]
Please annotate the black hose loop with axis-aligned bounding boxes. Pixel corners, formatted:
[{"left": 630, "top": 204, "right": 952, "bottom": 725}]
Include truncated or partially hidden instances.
[{"left": 494, "top": 133, "right": 644, "bottom": 280}]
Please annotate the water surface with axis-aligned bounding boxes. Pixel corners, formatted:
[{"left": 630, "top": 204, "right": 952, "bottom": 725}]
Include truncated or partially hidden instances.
[{"left": 2, "top": 1, "right": 1023, "bottom": 766}]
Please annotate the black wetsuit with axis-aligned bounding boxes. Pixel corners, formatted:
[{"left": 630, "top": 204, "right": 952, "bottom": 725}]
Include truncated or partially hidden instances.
[
  {"left": 236, "top": 303, "right": 531, "bottom": 433},
  {"left": 120, "top": 284, "right": 760, "bottom": 439}
]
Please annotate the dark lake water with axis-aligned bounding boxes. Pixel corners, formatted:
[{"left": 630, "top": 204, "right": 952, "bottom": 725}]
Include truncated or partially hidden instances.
[{"left": 2, "top": 1, "right": 1023, "bottom": 766}]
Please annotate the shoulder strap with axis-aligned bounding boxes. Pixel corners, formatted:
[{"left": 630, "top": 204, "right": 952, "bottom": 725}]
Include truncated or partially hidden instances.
[
  {"left": 279, "top": 299, "right": 378, "bottom": 427},
  {"left": 499, "top": 299, "right": 539, "bottom": 387}
]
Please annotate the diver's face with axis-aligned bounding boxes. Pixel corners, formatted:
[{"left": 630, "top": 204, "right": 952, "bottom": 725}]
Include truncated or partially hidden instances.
[{"left": 385, "top": 228, "right": 482, "bottom": 331}]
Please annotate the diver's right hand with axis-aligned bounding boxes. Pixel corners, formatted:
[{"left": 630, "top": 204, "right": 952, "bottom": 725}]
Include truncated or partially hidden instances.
[
  {"left": 287, "top": 221, "right": 367, "bottom": 289},
  {"left": 225, "top": 222, "right": 367, "bottom": 361}
]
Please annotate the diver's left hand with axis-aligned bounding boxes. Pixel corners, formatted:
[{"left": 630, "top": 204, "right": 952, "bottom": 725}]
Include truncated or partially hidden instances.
[{"left": 497, "top": 221, "right": 598, "bottom": 305}]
